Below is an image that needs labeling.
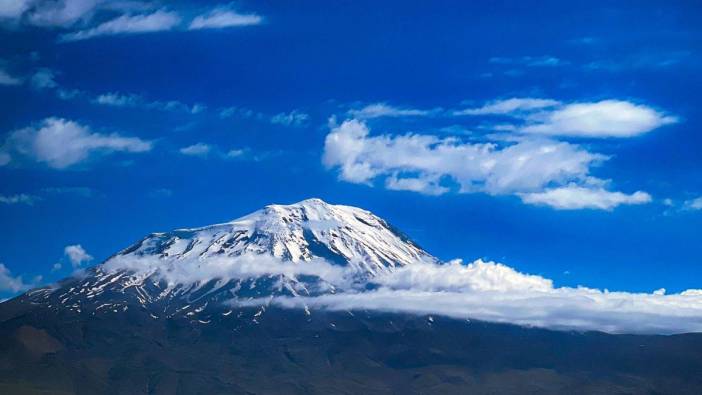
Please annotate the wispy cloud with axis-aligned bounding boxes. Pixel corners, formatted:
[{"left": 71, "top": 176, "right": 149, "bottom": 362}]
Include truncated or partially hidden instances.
[
  {"left": 348, "top": 103, "right": 436, "bottom": 119},
  {"left": 0, "top": 193, "right": 41, "bottom": 205},
  {"left": 489, "top": 55, "right": 567, "bottom": 67},
  {"left": 177, "top": 142, "right": 277, "bottom": 162},
  {"left": 584, "top": 51, "right": 692, "bottom": 72},
  {"left": 42, "top": 186, "right": 95, "bottom": 198},
  {"left": 8, "top": 0, "right": 99, "bottom": 28},
  {"left": 0, "top": 67, "right": 22, "bottom": 85},
  {"left": 189, "top": 5, "right": 262, "bottom": 30},
  {"left": 683, "top": 196, "right": 702, "bottom": 211},
  {"left": 179, "top": 142, "right": 212, "bottom": 157},
  {"left": 2, "top": 2, "right": 264, "bottom": 41},
  {"left": 30, "top": 68, "right": 57, "bottom": 89},
  {"left": 61, "top": 9, "right": 181, "bottom": 41},
  {"left": 94, "top": 92, "right": 205, "bottom": 114},
  {"left": 0, "top": 117, "right": 152, "bottom": 169},
  {"left": 226, "top": 147, "right": 280, "bottom": 162},
  {"left": 271, "top": 110, "right": 309, "bottom": 127},
  {"left": 454, "top": 98, "right": 561, "bottom": 116},
  {"left": 219, "top": 106, "right": 261, "bottom": 120}
]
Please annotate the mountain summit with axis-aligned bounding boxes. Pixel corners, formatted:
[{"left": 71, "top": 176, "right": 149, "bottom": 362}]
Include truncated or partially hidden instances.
[
  {"left": 25, "top": 198, "right": 433, "bottom": 317},
  {"left": 123, "top": 197, "right": 432, "bottom": 270}
]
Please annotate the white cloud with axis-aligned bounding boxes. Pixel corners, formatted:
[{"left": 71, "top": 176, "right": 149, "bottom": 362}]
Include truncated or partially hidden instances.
[
  {"left": 190, "top": 103, "right": 206, "bottom": 114},
  {"left": 0, "top": 263, "right": 33, "bottom": 293},
  {"left": 0, "top": 193, "right": 40, "bottom": 205},
  {"left": 226, "top": 148, "right": 245, "bottom": 158},
  {"left": 0, "top": 0, "right": 100, "bottom": 28},
  {"left": 30, "top": 68, "right": 57, "bottom": 89},
  {"left": 323, "top": 119, "right": 649, "bottom": 209},
  {"left": 271, "top": 110, "right": 309, "bottom": 127},
  {"left": 323, "top": 119, "right": 647, "bottom": 210},
  {"left": 349, "top": 103, "right": 434, "bottom": 119},
  {"left": 0, "top": 68, "right": 22, "bottom": 85},
  {"left": 245, "top": 259, "right": 702, "bottom": 335},
  {"left": 179, "top": 142, "right": 211, "bottom": 157},
  {"left": 104, "top": 254, "right": 351, "bottom": 293},
  {"left": 521, "top": 100, "right": 678, "bottom": 138},
  {"left": 64, "top": 244, "right": 93, "bottom": 268},
  {"left": 684, "top": 197, "right": 702, "bottom": 211},
  {"left": 455, "top": 98, "right": 561, "bottom": 116},
  {"left": 456, "top": 98, "right": 676, "bottom": 138},
  {"left": 1, "top": 117, "right": 152, "bottom": 169},
  {"left": 61, "top": 9, "right": 181, "bottom": 41},
  {"left": 519, "top": 185, "right": 652, "bottom": 210},
  {"left": 98, "top": 251, "right": 702, "bottom": 334},
  {"left": 95, "top": 92, "right": 140, "bottom": 106},
  {"left": 374, "top": 259, "right": 553, "bottom": 293},
  {"left": 189, "top": 6, "right": 262, "bottom": 30},
  {"left": 27, "top": 0, "right": 99, "bottom": 27}
]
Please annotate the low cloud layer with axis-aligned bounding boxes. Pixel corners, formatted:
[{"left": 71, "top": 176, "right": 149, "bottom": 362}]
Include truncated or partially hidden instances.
[
  {"left": 103, "top": 254, "right": 352, "bottom": 294},
  {"left": 100, "top": 252, "right": 702, "bottom": 334},
  {"left": 323, "top": 119, "right": 647, "bottom": 209},
  {"left": 0, "top": 117, "right": 152, "bottom": 169},
  {"left": 242, "top": 259, "right": 702, "bottom": 335}
]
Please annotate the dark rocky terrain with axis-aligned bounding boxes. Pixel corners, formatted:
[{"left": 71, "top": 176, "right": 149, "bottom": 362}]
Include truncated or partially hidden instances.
[{"left": 2, "top": 298, "right": 702, "bottom": 394}]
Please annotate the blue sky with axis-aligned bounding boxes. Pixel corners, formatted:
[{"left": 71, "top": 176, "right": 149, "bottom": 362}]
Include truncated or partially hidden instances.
[{"left": 0, "top": 0, "right": 701, "bottom": 298}]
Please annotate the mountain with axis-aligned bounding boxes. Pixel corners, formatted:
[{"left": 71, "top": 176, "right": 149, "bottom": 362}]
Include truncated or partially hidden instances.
[
  {"left": 1, "top": 198, "right": 702, "bottom": 394},
  {"left": 21, "top": 198, "right": 434, "bottom": 319}
]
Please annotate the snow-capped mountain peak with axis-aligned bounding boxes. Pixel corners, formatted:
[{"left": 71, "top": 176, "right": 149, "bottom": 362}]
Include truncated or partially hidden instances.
[
  {"left": 29, "top": 199, "right": 434, "bottom": 316},
  {"left": 123, "top": 198, "right": 433, "bottom": 274}
]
